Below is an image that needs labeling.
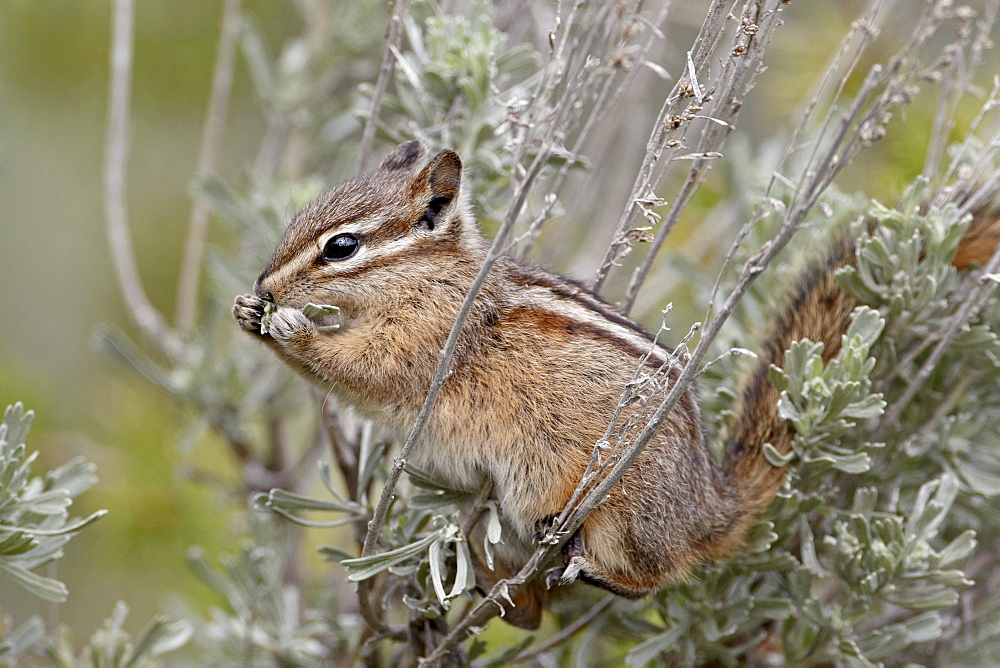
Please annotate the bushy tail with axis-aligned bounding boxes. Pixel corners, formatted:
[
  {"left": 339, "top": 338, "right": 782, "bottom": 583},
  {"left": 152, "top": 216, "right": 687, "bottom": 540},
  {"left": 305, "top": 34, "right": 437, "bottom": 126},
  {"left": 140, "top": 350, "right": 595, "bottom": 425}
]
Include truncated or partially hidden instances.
[{"left": 722, "top": 203, "right": 1000, "bottom": 519}]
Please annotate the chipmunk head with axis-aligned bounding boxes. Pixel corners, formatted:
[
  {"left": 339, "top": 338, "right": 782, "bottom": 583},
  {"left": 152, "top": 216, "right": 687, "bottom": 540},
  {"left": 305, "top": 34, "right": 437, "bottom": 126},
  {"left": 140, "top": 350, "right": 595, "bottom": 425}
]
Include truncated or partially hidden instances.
[{"left": 255, "top": 141, "right": 485, "bottom": 317}]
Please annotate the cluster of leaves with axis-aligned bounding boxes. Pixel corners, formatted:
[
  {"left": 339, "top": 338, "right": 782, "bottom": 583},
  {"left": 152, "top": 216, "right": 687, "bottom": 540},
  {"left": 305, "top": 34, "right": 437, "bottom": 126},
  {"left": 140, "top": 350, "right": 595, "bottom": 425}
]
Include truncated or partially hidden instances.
[
  {"left": 0, "top": 404, "right": 190, "bottom": 665},
  {"left": 254, "top": 462, "right": 485, "bottom": 623},
  {"left": 839, "top": 179, "right": 975, "bottom": 336},
  {"left": 359, "top": 0, "right": 545, "bottom": 226},
  {"left": 179, "top": 543, "right": 336, "bottom": 665},
  {"left": 0, "top": 403, "right": 103, "bottom": 604},
  {"left": 768, "top": 307, "right": 887, "bottom": 476}
]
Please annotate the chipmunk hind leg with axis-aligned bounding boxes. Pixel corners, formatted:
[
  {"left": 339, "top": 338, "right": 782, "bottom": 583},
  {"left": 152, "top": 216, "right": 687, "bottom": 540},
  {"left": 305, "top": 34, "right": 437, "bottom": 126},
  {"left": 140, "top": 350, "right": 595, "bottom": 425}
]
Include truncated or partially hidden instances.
[
  {"left": 548, "top": 511, "right": 672, "bottom": 598},
  {"left": 555, "top": 483, "right": 745, "bottom": 598}
]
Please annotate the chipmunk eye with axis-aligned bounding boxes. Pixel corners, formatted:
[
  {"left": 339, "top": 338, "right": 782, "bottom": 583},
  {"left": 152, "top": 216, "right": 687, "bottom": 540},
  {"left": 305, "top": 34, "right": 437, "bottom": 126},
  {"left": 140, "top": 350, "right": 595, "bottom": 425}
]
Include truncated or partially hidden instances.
[{"left": 322, "top": 233, "right": 360, "bottom": 261}]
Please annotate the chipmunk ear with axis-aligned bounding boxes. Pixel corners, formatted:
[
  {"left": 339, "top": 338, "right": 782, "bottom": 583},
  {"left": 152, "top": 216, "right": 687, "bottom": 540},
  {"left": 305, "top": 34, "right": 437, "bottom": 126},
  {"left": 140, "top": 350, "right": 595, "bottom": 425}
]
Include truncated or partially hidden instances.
[
  {"left": 410, "top": 149, "right": 463, "bottom": 232},
  {"left": 377, "top": 140, "right": 425, "bottom": 173}
]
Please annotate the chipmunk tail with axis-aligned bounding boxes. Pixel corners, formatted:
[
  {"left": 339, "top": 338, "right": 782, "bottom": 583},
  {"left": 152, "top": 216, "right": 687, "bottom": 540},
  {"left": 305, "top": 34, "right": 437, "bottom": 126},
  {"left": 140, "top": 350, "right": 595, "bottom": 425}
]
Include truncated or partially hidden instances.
[{"left": 722, "top": 193, "right": 1000, "bottom": 521}]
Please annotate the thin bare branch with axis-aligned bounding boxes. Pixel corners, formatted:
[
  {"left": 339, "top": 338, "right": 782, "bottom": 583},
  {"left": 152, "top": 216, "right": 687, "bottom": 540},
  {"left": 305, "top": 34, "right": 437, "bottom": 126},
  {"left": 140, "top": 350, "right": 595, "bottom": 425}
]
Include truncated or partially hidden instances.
[
  {"left": 509, "top": 595, "right": 615, "bottom": 664},
  {"left": 511, "top": 1, "right": 674, "bottom": 255},
  {"left": 591, "top": 0, "right": 732, "bottom": 292},
  {"left": 175, "top": 0, "right": 242, "bottom": 332},
  {"left": 104, "top": 0, "right": 182, "bottom": 358},
  {"left": 358, "top": 0, "right": 413, "bottom": 175},
  {"left": 621, "top": 0, "right": 785, "bottom": 312},
  {"left": 702, "top": 0, "right": 886, "bottom": 327}
]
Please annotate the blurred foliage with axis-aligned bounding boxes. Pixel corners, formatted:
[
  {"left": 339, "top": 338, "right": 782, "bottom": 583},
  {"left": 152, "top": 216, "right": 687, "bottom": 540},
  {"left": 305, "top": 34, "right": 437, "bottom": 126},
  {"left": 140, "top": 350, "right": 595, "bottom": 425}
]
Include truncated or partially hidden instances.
[
  {"left": 0, "top": 403, "right": 191, "bottom": 665},
  {"left": 180, "top": 543, "right": 336, "bottom": 665}
]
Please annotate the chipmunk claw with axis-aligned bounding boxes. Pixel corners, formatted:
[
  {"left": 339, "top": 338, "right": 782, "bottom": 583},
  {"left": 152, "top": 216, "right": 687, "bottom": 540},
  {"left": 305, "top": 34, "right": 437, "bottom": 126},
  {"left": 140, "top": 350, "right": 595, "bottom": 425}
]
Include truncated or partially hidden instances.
[{"left": 544, "top": 556, "right": 586, "bottom": 589}]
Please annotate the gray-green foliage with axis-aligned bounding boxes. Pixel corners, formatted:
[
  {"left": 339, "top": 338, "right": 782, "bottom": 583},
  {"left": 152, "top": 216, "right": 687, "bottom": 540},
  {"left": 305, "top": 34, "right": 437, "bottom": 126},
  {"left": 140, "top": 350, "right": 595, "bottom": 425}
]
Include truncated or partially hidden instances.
[
  {"left": 839, "top": 178, "right": 973, "bottom": 331},
  {"left": 768, "top": 307, "right": 887, "bottom": 475},
  {"left": 360, "top": 0, "right": 543, "bottom": 225},
  {"left": 0, "top": 403, "right": 103, "bottom": 604},
  {"left": 254, "top": 462, "right": 481, "bottom": 617},
  {"left": 44, "top": 602, "right": 191, "bottom": 668},
  {"left": 0, "top": 404, "right": 191, "bottom": 665},
  {"left": 181, "top": 543, "right": 334, "bottom": 666}
]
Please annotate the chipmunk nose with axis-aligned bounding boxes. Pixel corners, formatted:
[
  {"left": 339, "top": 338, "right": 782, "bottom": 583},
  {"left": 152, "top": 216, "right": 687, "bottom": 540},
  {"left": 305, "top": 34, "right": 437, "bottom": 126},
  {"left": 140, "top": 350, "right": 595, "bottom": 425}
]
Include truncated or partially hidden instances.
[{"left": 253, "top": 277, "right": 274, "bottom": 303}]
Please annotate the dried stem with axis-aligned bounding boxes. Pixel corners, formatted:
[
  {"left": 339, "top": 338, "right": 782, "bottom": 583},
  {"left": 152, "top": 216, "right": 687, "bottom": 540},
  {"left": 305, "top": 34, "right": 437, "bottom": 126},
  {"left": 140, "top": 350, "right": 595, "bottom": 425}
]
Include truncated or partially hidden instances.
[
  {"left": 621, "top": 0, "right": 784, "bottom": 313},
  {"left": 591, "top": 0, "right": 731, "bottom": 292},
  {"left": 175, "top": 0, "right": 242, "bottom": 332},
  {"left": 358, "top": 0, "right": 413, "bottom": 175},
  {"left": 104, "top": 0, "right": 182, "bottom": 358},
  {"left": 924, "top": 1, "right": 998, "bottom": 182},
  {"left": 511, "top": 1, "right": 674, "bottom": 255},
  {"left": 702, "top": 0, "right": 886, "bottom": 326}
]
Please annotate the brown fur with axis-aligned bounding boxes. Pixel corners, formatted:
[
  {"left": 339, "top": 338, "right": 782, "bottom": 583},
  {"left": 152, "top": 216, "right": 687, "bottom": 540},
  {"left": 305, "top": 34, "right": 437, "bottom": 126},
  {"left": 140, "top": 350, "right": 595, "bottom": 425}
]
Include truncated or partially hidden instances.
[{"left": 233, "top": 141, "right": 999, "bottom": 629}]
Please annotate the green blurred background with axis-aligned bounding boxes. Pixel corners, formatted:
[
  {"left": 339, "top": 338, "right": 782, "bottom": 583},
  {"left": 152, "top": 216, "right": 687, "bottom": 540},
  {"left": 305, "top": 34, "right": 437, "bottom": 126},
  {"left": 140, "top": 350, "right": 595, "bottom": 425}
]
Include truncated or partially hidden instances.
[
  {"left": 0, "top": 0, "right": 991, "bottom": 642},
  {"left": 0, "top": 0, "right": 314, "bottom": 632}
]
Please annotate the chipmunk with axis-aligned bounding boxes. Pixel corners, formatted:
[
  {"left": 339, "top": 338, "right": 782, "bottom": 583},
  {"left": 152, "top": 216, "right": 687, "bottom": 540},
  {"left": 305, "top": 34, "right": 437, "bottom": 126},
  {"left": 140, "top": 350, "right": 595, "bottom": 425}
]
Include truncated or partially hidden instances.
[{"left": 233, "top": 141, "right": 999, "bottom": 629}]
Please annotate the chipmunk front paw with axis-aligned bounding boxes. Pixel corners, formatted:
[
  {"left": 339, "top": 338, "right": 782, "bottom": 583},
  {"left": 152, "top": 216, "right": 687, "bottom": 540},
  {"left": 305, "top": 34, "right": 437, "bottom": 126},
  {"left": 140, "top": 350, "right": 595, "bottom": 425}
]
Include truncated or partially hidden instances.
[
  {"left": 267, "top": 306, "right": 315, "bottom": 347},
  {"left": 233, "top": 294, "right": 268, "bottom": 335}
]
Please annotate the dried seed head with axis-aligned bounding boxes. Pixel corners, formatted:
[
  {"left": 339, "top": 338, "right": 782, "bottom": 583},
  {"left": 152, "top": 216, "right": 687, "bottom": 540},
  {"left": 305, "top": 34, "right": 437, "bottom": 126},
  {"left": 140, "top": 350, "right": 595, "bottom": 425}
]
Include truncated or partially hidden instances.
[
  {"left": 624, "top": 227, "right": 655, "bottom": 243},
  {"left": 853, "top": 19, "right": 880, "bottom": 40},
  {"left": 621, "top": 21, "right": 641, "bottom": 40},
  {"left": 955, "top": 5, "right": 975, "bottom": 20},
  {"left": 859, "top": 120, "right": 887, "bottom": 144}
]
